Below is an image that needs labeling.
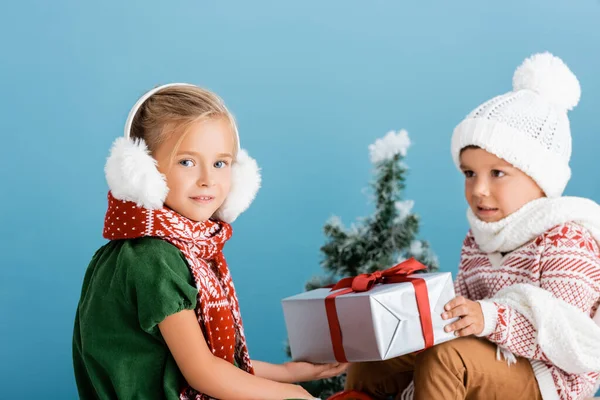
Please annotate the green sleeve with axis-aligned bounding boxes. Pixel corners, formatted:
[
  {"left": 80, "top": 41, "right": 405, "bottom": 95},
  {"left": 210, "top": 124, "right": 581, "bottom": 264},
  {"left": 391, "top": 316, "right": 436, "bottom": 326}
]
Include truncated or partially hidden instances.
[{"left": 122, "top": 237, "right": 198, "bottom": 335}]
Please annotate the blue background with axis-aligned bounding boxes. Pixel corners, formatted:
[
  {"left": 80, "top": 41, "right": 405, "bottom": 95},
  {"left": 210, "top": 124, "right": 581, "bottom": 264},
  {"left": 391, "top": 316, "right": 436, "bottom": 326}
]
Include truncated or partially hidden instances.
[{"left": 2, "top": 0, "right": 600, "bottom": 397}]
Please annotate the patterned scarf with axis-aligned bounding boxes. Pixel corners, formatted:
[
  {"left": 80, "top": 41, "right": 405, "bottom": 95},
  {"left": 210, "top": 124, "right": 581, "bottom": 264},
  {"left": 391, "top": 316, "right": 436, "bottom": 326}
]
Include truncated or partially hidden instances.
[{"left": 102, "top": 192, "right": 254, "bottom": 399}]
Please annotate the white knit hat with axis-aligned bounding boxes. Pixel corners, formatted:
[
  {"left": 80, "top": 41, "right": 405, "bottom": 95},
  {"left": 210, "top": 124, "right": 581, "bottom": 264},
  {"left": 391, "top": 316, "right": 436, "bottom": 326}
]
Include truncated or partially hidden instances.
[{"left": 451, "top": 52, "right": 581, "bottom": 197}]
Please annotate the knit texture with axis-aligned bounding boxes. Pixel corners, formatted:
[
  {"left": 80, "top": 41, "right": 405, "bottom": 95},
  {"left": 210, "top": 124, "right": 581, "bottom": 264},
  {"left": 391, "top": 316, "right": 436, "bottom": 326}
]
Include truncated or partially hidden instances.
[
  {"left": 451, "top": 52, "right": 581, "bottom": 197},
  {"left": 103, "top": 192, "right": 253, "bottom": 400},
  {"left": 467, "top": 197, "right": 600, "bottom": 254},
  {"left": 456, "top": 223, "right": 600, "bottom": 400}
]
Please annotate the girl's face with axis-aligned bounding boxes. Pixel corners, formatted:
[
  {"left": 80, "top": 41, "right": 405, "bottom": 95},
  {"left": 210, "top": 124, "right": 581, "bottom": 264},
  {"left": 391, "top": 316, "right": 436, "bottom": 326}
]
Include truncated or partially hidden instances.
[
  {"left": 154, "top": 117, "right": 235, "bottom": 222},
  {"left": 460, "top": 147, "right": 544, "bottom": 222}
]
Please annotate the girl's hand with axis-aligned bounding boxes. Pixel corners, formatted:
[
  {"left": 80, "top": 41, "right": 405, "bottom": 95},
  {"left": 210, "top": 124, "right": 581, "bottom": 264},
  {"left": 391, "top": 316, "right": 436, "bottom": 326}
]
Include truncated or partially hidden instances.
[
  {"left": 283, "top": 361, "right": 348, "bottom": 382},
  {"left": 160, "top": 310, "right": 322, "bottom": 399},
  {"left": 441, "top": 296, "right": 484, "bottom": 337}
]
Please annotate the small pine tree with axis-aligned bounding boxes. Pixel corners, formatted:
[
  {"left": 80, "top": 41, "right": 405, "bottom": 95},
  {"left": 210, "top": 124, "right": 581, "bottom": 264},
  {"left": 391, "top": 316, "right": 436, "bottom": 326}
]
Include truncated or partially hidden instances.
[{"left": 291, "top": 130, "right": 439, "bottom": 398}]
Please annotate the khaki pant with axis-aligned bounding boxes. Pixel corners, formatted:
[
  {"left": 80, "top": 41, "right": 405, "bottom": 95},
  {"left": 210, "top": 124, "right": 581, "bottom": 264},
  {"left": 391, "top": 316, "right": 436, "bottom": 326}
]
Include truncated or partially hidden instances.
[{"left": 345, "top": 337, "right": 542, "bottom": 400}]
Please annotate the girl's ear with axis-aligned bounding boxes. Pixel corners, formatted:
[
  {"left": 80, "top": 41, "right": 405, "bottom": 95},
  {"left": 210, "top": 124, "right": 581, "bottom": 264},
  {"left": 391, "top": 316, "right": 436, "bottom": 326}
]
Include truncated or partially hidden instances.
[
  {"left": 105, "top": 137, "right": 169, "bottom": 209},
  {"left": 214, "top": 149, "right": 261, "bottom": 223}
]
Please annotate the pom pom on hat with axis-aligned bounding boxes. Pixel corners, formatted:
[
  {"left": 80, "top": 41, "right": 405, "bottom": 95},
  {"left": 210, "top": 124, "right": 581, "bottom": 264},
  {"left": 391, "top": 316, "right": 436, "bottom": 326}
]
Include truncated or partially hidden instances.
[{"left": 512, "top": 52, "right": 581, "bottom": 111}]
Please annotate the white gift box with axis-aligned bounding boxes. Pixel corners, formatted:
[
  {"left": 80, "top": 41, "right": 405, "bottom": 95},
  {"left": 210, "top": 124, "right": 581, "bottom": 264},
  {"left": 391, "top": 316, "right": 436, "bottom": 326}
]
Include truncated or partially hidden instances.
[{"left": 282, "top": 271, "right": 458, "bottom": 363}]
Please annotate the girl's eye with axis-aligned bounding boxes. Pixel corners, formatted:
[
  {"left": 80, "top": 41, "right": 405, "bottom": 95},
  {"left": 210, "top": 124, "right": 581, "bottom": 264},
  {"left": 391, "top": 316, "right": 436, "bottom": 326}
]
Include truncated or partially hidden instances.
[
  {"left": 179, "top": 159, "right": 195, "bottom": 168},
  {"left": 214, "top": 160, "right": 229, "bottom": 169},
  {"left": 491, "top": 170, "right": 505, "bottom": 178},
  {"left": 463, "top": 170, "right": 474, "bottom": 178}
]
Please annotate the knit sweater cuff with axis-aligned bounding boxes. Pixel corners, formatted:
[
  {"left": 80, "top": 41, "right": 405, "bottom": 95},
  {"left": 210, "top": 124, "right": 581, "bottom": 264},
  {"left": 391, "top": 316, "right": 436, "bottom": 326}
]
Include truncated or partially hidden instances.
[
  {"left": 476, "top": 300, "right": 498, "bottom": 337},
  {"left": 530, "top": 360, "right": 560, "bottom": 400}
]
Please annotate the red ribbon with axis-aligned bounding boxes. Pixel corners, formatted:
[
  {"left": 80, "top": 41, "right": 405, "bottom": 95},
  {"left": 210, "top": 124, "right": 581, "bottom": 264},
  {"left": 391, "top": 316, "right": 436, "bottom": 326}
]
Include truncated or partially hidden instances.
[{"left": 324, "top": 258, "right": 434, "bottom": 363}]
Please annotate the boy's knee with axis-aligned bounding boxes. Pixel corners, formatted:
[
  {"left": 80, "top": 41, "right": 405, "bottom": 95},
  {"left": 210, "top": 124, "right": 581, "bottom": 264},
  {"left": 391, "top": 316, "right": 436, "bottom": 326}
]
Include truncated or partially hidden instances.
[
  {"left": 345, "top": 356, "right": 416, "bottom": 394},
  {"left": 416, "top": 338, "right": 476, "bottom": 372}
]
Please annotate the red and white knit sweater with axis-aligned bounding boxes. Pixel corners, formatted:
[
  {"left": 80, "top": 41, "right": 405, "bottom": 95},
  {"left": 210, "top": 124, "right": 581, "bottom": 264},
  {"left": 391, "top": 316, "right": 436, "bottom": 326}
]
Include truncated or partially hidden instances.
[{"left": 456, "top": 221, "right": 600, "bottom": 400}]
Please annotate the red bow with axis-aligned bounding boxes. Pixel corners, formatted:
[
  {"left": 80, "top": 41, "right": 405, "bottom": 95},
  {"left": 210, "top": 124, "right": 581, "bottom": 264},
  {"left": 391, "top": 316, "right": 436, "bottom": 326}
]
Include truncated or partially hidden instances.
[
  {"left": 325, "top": 258, "right": 434, "bottom": 362},
  {"left": 330, "top": 258, "right": 426, "bottom": 292}
]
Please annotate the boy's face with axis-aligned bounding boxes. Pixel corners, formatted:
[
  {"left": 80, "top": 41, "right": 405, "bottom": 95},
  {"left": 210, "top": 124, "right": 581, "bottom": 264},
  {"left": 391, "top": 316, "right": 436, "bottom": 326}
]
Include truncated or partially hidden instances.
[{"left": 459, "top": 147, "right": 545, "bottom": 222}]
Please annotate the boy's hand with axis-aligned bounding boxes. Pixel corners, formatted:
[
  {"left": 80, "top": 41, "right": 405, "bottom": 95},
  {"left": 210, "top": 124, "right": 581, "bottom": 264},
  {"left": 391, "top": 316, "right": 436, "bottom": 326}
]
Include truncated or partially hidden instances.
[
  {"left": 442, "top": 296, "right": 484, "bottom": 337},
  {"left": 283, "top": 361, "right": 348, "bottom": 382}
]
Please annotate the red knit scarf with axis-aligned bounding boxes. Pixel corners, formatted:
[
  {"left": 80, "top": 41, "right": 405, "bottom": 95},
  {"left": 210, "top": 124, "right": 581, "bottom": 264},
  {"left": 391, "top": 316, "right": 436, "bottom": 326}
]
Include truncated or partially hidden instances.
[{"left": 103, "top": 192, "right": 254, "bottom": 399}]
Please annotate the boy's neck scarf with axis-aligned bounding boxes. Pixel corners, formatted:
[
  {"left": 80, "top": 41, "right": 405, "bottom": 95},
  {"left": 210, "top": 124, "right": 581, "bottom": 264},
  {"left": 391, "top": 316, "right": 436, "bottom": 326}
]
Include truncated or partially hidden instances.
[
  {"left": 103, "top": 192, "right": 253, "bottom": 399},
  {"left": 467, "top": 196, "right": 600, "bottom": 253}
]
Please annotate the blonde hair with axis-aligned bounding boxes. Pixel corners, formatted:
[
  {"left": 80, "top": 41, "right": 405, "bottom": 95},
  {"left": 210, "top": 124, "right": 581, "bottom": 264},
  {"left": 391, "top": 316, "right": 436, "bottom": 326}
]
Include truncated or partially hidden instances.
[{"left": 130, "top": 85, "right": 239, "bottom": 158}]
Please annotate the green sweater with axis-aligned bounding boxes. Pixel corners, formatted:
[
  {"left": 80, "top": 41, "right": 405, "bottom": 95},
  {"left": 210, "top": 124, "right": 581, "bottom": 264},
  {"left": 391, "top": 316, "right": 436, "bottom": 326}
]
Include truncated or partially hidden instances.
[{"left": 73, "top": 237, "right": 199, "bottom": 399}]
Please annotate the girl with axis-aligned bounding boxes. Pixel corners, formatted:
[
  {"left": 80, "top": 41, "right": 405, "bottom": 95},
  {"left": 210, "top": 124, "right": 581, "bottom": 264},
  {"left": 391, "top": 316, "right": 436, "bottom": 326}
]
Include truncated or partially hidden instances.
[
  {"left": 344, "top": 53, "right": 600, "bottom": 399},
  {"left": 72, "top": 83, "right": 346, "bottom": 399}
]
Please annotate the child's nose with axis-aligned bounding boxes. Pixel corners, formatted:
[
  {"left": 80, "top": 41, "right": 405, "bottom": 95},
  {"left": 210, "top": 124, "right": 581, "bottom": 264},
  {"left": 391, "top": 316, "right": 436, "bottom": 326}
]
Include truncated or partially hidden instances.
[
  {"left": 472, "top": 178, "right": 490, "bottom": 197},
  {"left": 197, "top": 165, "right": 216, "bottom": 187}
]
